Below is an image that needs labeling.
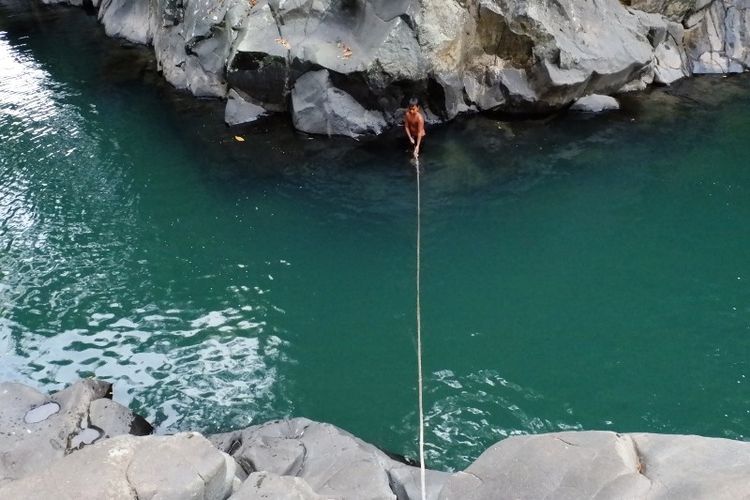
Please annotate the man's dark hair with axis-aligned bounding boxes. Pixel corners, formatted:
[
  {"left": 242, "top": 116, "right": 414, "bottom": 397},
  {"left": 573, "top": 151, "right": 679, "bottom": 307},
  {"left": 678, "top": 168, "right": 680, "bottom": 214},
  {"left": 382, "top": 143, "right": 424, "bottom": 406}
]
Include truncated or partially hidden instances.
[{"left": 409, "top": 97, "right": 419, "bottom": 107}]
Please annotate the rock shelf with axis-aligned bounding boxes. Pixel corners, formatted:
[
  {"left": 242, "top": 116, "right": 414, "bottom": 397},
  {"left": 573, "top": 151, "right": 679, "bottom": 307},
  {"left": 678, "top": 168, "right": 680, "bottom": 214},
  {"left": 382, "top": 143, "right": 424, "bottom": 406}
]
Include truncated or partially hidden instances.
[{"left": 1, "top": 380, "right": 749, "bottom": 499}]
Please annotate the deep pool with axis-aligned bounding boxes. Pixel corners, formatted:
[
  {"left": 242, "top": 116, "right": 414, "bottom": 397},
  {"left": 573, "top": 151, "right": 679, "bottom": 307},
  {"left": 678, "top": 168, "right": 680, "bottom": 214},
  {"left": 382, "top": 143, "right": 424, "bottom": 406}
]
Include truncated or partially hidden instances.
[{"left": 1, "top": 1, "right": 749, "bottom": 471}]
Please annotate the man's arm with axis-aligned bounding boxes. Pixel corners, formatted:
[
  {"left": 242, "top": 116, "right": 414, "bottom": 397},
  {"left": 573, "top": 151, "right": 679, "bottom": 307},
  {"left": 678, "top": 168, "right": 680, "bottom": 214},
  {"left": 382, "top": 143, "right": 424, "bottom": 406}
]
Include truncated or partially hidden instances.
[
  {"left": 404, "top": 120, "right": 414, "bottom": 144},
  {"left": 413, "top": 114, "right": 425, "bottom": 157}
]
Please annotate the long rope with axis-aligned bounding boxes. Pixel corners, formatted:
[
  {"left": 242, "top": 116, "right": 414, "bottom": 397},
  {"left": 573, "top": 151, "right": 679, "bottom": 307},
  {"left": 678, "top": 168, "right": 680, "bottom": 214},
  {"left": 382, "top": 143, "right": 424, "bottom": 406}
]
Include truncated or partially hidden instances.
[{"left": 415, "top": 158, "right": 426, "bottom": 500}]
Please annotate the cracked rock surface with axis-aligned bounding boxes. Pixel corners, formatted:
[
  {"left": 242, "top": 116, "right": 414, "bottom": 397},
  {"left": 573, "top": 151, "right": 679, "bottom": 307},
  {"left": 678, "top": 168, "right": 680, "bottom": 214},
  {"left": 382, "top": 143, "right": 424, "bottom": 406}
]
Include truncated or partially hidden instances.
[
  {"left": 437, "top": 431, "right": 750, "bottom": 499},
  {"left": 0, "top": 433, "right": 236, "bottom": 500},
  {"left": 210, "top": 417, "right": 451, "bottom": 500}
]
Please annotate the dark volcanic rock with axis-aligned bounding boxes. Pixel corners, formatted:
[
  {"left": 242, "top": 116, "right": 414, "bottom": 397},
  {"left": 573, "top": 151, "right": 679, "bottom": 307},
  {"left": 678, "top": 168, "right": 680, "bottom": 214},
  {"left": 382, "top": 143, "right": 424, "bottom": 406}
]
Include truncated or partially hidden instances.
[
  {"left": 42, "top": 0, "right": 750, "bottom": 135},
  {"left": 292, "top": 69, "right": 387, "bottom": 137},
  {"left": 225, "top": 89, "right": 267, "bottom": 126}
]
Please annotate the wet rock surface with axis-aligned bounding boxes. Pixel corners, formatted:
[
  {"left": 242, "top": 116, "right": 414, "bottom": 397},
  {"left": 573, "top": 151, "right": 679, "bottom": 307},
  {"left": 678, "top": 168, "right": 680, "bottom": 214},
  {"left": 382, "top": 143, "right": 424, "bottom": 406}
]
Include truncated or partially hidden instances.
[
  {"left": 571, "top": 95, "right": 621, "bottom": 113},
  {"left": 37, "top": 0, "right": 750, "bottom": 136},
  {"left": 225, "top": 89, "right": 267, "bottom": 126},
  {"left": 2, "top": 380, "right": 750, "bottom": 499}
]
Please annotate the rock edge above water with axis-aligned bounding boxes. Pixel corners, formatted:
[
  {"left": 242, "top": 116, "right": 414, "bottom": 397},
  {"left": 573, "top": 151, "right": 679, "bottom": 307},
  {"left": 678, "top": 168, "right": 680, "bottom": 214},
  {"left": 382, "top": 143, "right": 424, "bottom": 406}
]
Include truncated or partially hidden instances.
[
  {"left": 38, "top": 0, "right": 750, "bottom": 136},
  {"left": 1, "top": 379, "right": 750, "bottom": 499}
]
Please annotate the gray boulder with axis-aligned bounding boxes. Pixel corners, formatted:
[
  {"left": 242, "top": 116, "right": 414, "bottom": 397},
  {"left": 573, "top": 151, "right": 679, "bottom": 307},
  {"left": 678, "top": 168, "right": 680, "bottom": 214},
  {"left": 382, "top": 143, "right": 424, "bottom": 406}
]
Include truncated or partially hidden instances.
[
  {"left": 292, "top": 70, "right": 387, "bottom": 137},
  {"left": 389, "top": 465, "right": 452, "bottom": 500},
  {"left": 628, "top": 432, "right": 750, "bottom": 499},
  {"left": 211, "top": 417, "right": 448, "bottom": 500},
  {"left": 98, "top": 0, "right": 153, "bottom": 45},
  {"left": 570, "top": 95, "right": 621, "bottom": 113},
  {"left": 149, "top": 0, "right": 231, "bottom": 98},
  {"left": 438, "top": 431, "right": 750, "bottom": 500},
  {"left": 225, "top": 89, "right": 267, "bottom": 126},
  {"left": 231, "top": 471, "right": 324, "bottom": 500},
  {"left": 632, "top": 0, "right": 750, "bottom": 75},
  {"left": 227, "top": 0, "right": 423, "bottom": 116},
  {"left": 0, "top": 379, "right": 152, "bottom": 485},
  {"left": 88, "top": 398, "right": 153, "bottom": 438},
  {"left": 0, "top": 433, "right": 236, "bottom": 500}
]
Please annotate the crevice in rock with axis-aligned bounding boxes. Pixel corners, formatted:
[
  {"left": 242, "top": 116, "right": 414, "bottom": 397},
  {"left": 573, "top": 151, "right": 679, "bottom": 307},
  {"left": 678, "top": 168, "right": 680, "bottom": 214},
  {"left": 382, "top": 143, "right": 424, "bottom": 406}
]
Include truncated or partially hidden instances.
[
  {"left": 553, "top": 436, "right": 579, "bottom": 447},
  {"left": 386, "top": 469, "right": 402, "bottom": 500},
  {"left": 426, "top": 75, "right": 448, "bottom": 118},
  {"left": 237, "top": 454, "right": 256, "bottom": 475},
  {"left": 461, "top": 470, "right": 484, "bottom": 484},
  {"left": 81, "top": 0, "right": 98, "bottom": 16},
  {"left": 227, "top": 437, "right": 242, "bottom": 456},
  {"left": 682, "top": 0, "right": 718, "bottom": 29},
  {"left": 477, "top": 6, "right": 536, "bottom": 67},
  {"left": 630, "top": 438, "right": 648, "bottom": 479},
  {"left": 124, "top": 458, "right": 141, "bottom": 500},
  {"left": 266, "top": 2, "right": 293, "bottom": 100},
  {"left": 295, "top": 442, "right": 308, "bottom": 476}
]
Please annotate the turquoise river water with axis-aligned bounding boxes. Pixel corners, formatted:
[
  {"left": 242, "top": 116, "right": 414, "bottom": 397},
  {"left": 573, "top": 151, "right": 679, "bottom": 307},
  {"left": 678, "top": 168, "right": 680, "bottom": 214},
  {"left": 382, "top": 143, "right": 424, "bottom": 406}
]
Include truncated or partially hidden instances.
[{"left": 1, "top": 2, "right": 749, "bottom": 471}]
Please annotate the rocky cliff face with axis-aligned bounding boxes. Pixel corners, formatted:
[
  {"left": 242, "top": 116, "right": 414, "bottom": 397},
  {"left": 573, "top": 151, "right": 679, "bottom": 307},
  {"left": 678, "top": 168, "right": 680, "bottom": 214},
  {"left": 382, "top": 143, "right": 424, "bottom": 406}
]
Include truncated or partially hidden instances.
[{"left": 42, "top": 0, "right": 750, "bottom": 135}]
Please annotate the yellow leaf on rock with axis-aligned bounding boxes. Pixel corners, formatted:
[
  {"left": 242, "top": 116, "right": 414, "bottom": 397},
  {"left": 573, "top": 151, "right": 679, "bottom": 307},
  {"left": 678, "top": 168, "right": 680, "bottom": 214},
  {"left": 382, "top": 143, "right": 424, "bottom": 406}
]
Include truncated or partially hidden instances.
[{"left": 275, "top": 37, "right": 291, "bottom": 49}]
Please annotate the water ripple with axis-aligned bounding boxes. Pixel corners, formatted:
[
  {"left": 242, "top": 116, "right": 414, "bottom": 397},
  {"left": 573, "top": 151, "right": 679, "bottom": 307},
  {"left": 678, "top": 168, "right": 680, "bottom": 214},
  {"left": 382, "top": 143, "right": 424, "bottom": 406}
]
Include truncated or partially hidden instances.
[{"left": 397, "top": 369, "right": 583, "bottom": 471}]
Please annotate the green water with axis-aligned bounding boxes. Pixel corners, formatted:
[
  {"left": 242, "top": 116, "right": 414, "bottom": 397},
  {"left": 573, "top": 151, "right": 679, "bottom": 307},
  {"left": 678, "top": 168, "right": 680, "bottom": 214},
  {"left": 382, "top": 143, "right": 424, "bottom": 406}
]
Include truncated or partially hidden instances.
[{"left": 2, "top": 3, "right": 749, "bottom": 471}]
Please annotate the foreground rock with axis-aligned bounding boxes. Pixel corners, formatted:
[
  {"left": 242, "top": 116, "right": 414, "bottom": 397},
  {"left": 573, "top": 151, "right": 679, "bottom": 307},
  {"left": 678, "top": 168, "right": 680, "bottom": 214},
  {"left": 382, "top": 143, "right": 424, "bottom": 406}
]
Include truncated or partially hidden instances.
[
  {"left": 0, "top": 379, "right": 152, "bottom": 485},
  {"left": 438, "top": 431, "right": 750, "bottom": 499},
  {"left": 3, "top": 380, "right": 750, "bottom": 499},
  {"left": 210, "top": 417, "right": 451, "bottom": 500},
  {"left": 0, "top": 433, "right": 236, "bottom": 500},
  {"left": 40, "top": 0, "right": 750, "bottom": 136}
]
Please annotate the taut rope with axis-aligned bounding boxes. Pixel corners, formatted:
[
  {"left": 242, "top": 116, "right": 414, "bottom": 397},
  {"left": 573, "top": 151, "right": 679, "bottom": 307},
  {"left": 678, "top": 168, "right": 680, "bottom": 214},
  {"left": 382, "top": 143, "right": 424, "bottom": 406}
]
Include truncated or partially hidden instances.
[{"left": 415, "top": 158, "right": 426, "bottom": 500}]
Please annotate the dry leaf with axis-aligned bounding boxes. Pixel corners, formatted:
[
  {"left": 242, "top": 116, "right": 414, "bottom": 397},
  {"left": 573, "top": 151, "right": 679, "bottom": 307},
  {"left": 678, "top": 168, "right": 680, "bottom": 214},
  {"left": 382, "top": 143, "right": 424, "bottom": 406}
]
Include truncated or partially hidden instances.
[
  {"left": 342, "top": 45, "right": 352, "bottom": 59},
  {"left": 275, "top": 37, "right": 291, "bottom": 49},
  {"left": 234, "top": 136, "right": 245, "bottom": 142}
]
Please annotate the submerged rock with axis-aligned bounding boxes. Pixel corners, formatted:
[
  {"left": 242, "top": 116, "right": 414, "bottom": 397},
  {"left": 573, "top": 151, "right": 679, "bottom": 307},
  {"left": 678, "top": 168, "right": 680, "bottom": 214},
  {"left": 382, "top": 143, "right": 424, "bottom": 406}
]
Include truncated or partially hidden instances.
[
  {"left": 225, "top": 89, "right": 267, "bottom": 126},
  {"left": 570, "top": 95, "right": 621, "bottom": 113}
]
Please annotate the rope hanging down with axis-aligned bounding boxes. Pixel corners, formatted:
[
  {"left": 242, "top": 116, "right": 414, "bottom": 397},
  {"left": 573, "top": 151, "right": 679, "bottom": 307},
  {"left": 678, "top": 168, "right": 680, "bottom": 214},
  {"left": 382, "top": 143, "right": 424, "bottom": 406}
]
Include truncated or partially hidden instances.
[{"left": 415, "top": 160, "right": 426, "bottom": 500}]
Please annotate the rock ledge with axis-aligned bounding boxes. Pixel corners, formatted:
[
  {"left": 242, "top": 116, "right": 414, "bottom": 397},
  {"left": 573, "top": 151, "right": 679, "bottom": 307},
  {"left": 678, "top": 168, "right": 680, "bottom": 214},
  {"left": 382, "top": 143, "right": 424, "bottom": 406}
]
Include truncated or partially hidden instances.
[{"left": 2, "top": 380, "right": 750, "bottom": 499}]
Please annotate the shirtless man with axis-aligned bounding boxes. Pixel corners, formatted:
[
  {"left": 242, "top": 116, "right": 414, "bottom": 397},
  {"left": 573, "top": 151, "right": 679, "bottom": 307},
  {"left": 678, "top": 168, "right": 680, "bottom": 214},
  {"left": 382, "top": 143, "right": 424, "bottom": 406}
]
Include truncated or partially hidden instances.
[{"left": 404, "top": 98, "right": 426, "bottom": 159}]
